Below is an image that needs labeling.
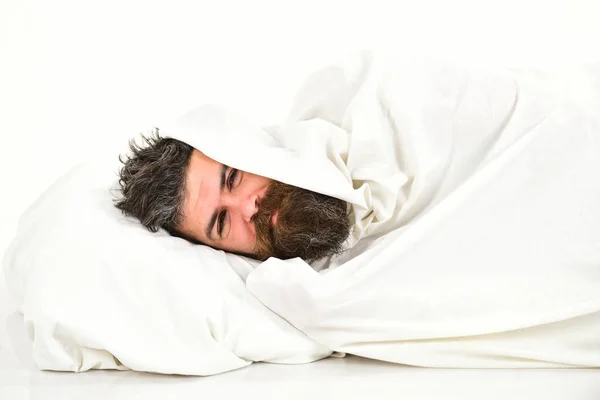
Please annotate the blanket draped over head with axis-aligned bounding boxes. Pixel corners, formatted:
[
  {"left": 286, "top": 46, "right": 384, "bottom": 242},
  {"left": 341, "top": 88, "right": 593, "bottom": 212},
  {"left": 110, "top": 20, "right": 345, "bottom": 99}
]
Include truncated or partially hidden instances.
[{"left": 170, "top": 51, "right": 600, "bottom": 368}]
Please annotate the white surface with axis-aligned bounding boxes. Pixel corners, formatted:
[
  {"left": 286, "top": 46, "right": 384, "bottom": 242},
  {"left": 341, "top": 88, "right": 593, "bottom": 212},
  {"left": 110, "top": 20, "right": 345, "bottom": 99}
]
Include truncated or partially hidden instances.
[
  {"left": 2, "top": 0, "right": 600, "bottom": 398},
  {"left": 2, "top": 301, "right": 600, "bottom": 400},
  {"left": 10, "top": 269, "right": 595, "bottom": 400}
]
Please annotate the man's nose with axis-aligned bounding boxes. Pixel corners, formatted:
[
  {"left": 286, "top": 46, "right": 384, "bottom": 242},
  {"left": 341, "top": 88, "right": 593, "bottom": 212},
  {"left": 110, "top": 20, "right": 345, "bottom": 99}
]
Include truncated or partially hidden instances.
[{"left": 224, "top": 193, "right": 259, "bottom": 222}]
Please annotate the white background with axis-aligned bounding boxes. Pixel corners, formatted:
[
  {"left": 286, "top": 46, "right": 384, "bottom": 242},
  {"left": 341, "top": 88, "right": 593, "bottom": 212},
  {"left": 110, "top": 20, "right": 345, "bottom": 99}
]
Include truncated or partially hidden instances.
[
  {"left": 1, "top": 1, "right": 600, "bottom": 397},
  {"left": 1, "top": 0, "right": 600, "bottom": 249}
]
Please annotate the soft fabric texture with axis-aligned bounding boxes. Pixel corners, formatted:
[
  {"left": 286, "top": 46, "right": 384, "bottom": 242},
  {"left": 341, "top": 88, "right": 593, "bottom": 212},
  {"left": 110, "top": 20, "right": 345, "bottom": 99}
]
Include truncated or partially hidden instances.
[
  {"left": 2, "top": 160, "right": 332, "bottom": 376},
  {"left": 4, "top": 51, "right": 600, "bottom": 373},
  {"left": 244, "top": 52, "right": 600, "bottom": 367}
]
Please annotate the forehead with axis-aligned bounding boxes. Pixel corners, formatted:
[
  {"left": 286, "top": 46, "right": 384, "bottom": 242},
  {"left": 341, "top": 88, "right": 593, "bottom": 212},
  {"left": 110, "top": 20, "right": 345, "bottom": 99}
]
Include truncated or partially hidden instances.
[
  {"left": 185, "top": 150, "right": 204, "bottom": 192},
  {"left": 185, "top": 149, "right": 219, "bottom": 192},
  {"left": 181, "top": 150, "right": 221, "bottom": 234}
]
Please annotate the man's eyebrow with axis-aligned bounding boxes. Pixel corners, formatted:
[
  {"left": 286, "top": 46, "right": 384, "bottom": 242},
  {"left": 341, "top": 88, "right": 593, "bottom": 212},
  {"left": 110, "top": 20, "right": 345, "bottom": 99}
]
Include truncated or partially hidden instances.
[
  {"left": 205, "top": 164, "right": 228, "bottom": 240},
  {"left": 220, "top": 163, "right": 227, "bottom": 190}
]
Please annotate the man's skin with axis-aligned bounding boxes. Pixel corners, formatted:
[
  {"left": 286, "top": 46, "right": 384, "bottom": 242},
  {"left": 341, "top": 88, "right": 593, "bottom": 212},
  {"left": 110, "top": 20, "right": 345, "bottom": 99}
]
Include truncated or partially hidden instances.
[{"left": 177, "top": 149, "right": 279, "bottom": 256}]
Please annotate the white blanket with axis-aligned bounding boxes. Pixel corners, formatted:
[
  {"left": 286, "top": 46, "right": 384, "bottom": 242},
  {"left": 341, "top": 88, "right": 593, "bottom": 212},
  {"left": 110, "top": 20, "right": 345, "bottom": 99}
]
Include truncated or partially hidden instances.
[
  {"left": 5, "top": 51, "right": 600, "bottom": 373},
  {"left": 239, "top": 52, "right": 600, "bottom": 368}
]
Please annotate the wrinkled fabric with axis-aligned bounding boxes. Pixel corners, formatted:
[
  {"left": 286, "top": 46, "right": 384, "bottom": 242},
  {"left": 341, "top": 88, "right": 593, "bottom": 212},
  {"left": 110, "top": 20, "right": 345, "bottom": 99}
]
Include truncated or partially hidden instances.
[{"left": 240, "top": 52, "right": 600, "bottom": 368}]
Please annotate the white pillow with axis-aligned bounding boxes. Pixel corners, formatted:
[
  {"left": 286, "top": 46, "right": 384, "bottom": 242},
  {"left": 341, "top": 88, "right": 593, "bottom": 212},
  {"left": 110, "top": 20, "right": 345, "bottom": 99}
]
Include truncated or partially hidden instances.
[{"left": 2, "top": 159, "right": 332, "bottom": 376}]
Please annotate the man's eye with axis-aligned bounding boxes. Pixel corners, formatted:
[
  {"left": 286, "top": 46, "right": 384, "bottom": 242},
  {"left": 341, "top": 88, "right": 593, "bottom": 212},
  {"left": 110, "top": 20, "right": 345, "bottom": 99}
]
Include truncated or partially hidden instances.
[
  {"left": 228, "top": 169, "right": 238, "bottom": 190},
  {"left": 218, "top": 211, "right": 227, "bottom": 236}
]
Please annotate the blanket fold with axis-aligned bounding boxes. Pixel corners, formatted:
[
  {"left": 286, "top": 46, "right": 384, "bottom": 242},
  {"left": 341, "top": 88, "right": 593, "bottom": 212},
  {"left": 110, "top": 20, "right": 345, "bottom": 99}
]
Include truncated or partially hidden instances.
[{"left": 246, "top": 52, "right": 600, "bottom": 368}]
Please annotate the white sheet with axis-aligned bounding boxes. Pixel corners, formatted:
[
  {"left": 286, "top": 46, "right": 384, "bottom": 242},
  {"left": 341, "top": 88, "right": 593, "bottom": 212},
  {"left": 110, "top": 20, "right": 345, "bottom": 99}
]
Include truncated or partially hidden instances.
[{"left": 242, "top": 52, "right": 600, "bottom": 367}]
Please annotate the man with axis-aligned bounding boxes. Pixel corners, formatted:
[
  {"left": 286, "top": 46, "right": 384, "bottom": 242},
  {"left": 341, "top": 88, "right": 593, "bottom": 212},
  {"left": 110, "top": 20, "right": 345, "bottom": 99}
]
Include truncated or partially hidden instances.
[{"left": 115, "top": 130, "right": 351, "bottom": 262}]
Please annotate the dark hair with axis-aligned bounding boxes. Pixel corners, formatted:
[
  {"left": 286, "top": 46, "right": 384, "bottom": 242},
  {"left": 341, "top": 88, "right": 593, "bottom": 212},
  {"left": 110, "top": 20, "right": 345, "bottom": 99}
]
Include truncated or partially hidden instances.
[{"left": 114, "top": 129, "right": 193, "bottom": 234}]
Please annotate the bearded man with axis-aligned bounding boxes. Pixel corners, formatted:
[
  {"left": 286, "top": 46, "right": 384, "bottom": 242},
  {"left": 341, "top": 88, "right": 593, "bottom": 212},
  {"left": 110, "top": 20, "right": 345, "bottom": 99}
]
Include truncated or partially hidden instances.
[{"left": 115, "top": 131, "right": 351, "bottom": 262}]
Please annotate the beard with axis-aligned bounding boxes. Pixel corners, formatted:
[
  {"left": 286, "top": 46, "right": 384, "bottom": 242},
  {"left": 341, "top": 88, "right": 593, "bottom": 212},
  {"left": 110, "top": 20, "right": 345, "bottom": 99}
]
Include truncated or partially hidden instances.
[{"left": 252, "top": 180, "right": 351, "bottom": 263}]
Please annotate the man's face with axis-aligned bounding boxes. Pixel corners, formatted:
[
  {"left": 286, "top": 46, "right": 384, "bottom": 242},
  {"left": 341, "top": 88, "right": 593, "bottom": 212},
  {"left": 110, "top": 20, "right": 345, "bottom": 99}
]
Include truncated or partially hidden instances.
[
  {"left": 177, "top": 149, "right": 350, "bottom": 261},
  {"left": 178, "top": 149, "right": 272, "bottom": 257}
]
